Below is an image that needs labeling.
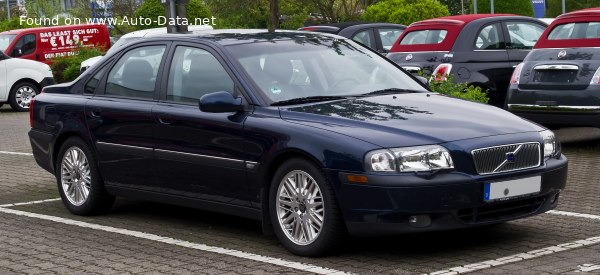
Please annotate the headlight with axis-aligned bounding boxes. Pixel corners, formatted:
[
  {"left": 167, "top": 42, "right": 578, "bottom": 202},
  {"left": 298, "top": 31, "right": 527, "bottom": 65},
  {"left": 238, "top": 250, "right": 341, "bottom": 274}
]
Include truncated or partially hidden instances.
[
  {"left": 540, "top": 130, "right": 559, "bottom": 158},
  {"left": 366, "top": 145, "right": 454, "bottom": 172}
]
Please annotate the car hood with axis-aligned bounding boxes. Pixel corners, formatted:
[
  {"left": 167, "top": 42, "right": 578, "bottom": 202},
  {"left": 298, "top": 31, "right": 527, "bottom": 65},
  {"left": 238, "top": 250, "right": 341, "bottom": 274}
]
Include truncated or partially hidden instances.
[{"left": 279, "top": 93, "right": 544, "bottom": 148}]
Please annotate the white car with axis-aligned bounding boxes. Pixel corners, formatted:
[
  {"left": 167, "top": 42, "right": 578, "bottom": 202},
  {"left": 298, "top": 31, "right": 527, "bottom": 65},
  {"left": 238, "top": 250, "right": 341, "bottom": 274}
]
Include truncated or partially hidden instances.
[
  {"left": 0, "top": 51, "right": 53, "bottom": 111},
  {"left": 80, "top": 25, "right": 214, "bottom": 73}
]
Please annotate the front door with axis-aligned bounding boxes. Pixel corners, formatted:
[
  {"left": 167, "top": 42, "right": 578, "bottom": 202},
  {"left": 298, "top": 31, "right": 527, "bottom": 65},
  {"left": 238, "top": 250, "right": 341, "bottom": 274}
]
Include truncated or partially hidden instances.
[
  {"left": 86, "top": 44, "right": 168, "bottom": 187},
  {"left": 152, "top": 45, "right": 251, "bottom": 206}
]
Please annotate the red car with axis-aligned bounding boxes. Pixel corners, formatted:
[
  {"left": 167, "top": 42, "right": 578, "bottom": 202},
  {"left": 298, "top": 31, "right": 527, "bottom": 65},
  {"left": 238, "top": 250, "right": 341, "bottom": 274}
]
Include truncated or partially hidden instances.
[
  {"left": 0, "top": 24, "right": 111, "bottom": 65},
  {"left": 387, "top": 14, "right": 547, "bottom": 107},
  {"left": 506, "top": 8, "right": 600, "bottom": 128}
]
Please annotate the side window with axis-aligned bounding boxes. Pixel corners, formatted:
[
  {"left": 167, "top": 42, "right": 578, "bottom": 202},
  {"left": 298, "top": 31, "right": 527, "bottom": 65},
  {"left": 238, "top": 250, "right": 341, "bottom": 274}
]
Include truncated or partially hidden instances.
[
  {"left": 475, "top": 24, "right": 504, "bottom": 50},
  {"left": 105, "top": 45, "right": 165, "bottom": 99},
  {"left": 352, "top": 30, "right": 374, "bottom": 48},
  {"left": 378, "top": 28, "right": 403, "bottom": 52},
  {"left": 84, "top": 66, "right": 108, "bottom": 94},
  {"left": 505, "top": 22, "right": 545, "bottom": 50},
  {"left": 11, "top": 34, "right": 36, "bottom": 56},
  {"left": 167, "top": 46, "right": 234, "bottom": 103}
]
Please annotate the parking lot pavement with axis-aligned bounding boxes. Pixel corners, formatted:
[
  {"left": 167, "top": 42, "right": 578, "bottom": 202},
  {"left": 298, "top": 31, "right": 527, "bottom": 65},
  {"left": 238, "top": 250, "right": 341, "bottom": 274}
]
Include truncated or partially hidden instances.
[{"left": 1, "top": 109, "right": 599, "bottom": 274}]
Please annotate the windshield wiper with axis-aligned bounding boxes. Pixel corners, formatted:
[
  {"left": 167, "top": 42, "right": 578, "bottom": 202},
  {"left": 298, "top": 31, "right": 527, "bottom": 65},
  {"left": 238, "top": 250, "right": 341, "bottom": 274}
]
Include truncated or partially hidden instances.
[
  {"left": 271, "top": 96, "right": 349, "bottom": 106},
  {"left": 356, "top": 88, "right": 422, "bottom": 97}
]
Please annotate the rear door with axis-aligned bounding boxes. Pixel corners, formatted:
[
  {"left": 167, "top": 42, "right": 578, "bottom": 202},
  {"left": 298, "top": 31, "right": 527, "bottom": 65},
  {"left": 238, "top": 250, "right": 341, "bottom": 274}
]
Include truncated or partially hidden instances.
[
  {"left": 502, "top": 20, "right": 546, "bottom": 66},
  {"left": 151, "top": 43, "right": 251, "bottom": 206},
  {"left": 85, "top": 43, "right": 169, "bottom": 187}
]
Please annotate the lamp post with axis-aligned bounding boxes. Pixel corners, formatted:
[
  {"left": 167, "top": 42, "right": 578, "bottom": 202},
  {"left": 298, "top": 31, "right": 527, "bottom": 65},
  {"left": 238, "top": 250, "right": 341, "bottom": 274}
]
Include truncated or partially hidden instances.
[{"left": 7, "top": 0, "right": 10, "bottom": 20}]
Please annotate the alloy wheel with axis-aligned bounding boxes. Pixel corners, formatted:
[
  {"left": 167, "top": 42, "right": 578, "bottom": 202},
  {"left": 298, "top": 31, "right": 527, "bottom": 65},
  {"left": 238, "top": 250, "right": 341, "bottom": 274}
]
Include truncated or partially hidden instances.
[
  {"left": 276, "top": 170, "right": 325, "bottom": 245},
  {"left": 60, "top": 147, "right": 91, "bottom": 206}
]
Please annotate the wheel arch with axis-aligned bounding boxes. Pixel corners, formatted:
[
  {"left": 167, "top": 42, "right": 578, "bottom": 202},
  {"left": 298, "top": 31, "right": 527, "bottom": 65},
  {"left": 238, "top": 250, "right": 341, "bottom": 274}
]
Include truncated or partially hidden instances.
[
  {"left": 10, "top": 78, "right": 41, "bottom": 94},
  {"left": 52, "top": 131, "right": 94, "bottom": 173},
  {"left": 259, "top": 148, "right": 325, "bottom": 235}
]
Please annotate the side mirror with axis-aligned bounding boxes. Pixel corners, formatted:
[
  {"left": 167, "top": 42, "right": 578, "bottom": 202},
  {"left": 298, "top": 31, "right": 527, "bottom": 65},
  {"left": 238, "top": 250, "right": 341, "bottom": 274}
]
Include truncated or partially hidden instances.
[
  {"left": 199, "top": 91, "right": 243, "bottom": 113},
  {"left": 11, "top": 48, "right": 22, "bottom": 57},
  {"left": 415, "top": 76, "right": 429, "bottom": 88}
]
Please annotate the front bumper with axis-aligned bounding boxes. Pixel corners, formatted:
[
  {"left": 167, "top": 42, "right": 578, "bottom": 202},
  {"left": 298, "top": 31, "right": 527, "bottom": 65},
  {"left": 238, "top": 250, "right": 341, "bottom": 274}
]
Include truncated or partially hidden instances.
[{"left": 329, "top": 155, "right": 568, "bottom": 236}]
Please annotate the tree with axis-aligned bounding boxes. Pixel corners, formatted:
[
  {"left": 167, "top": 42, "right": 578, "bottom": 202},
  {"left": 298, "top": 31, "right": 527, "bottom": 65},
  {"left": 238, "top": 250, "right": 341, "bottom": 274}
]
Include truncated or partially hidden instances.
[
  {"left": 134, "top": 0, "right": 211, "bottom": 30},
  {"left": 473, "top": 0, "right": 534, "bottom": 17},
  {"left": 546, "top": 0, "right": 600, "bottom": 18},
  {"left": 269, "top": 0, "right": 279, "bottom": 31},
  {"left": 439, "top": 0, "right": 471, "bottom": 15},
  {"left": 362, "top": 0, "right": 450, "bottom": 26}
]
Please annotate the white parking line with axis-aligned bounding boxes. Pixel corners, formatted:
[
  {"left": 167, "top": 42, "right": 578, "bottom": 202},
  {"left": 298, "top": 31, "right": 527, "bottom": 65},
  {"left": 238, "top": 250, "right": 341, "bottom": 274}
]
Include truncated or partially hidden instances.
[
  {"left": 0, "top": 150, "right": 33, "bottom": 156},
  {"left": 428, "top": 235, "right": 600, "bottom": 275},
  {"left": 0, "top": 206, "right": 350, "bottom": 275},
  {"left": 0, "top": 198, "right": 61, "bottom": 208},
  {"left": 548, "top": 210, "right": 600, "bottom": 221}
]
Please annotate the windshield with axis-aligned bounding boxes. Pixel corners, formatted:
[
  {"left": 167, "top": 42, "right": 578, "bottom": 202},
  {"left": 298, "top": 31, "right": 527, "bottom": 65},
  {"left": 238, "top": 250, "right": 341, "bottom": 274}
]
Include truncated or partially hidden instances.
[
  {"left": 548, "top": 22, "right": 600, "bottom": 40},
  {"left": 227, "top": 37, "right": 427, "bottom": 104},
  {"left": 0, "top": 34, "right": 16, "bottom": 52},
  {"left": 400, "top": 29, "right": 448, "bottom": 45}
]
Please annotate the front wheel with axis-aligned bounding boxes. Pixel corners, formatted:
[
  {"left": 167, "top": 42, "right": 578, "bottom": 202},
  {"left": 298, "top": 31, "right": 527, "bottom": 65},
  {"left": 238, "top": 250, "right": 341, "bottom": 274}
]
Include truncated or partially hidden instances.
[
  {"left": 56, "top": 137, "right": 115, "bottom": 215},
  {"left": 9, "top": 82, "right": 38, "bottom": 112},
  {"left": 269, "top": 158, "right": 345, "bottom": 256}
]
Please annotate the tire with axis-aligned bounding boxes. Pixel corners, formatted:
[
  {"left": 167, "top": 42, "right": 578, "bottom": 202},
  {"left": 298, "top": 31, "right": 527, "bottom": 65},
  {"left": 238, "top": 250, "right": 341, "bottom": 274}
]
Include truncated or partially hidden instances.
[
  {"left": 269, "top": 158, "right": 345, "bottom": 256},
  {"left": 9, "top": 81, "right": 38, "bottom": 112},
  {"left": 56, "top": 137, "right": 115, "bottom": 215}
]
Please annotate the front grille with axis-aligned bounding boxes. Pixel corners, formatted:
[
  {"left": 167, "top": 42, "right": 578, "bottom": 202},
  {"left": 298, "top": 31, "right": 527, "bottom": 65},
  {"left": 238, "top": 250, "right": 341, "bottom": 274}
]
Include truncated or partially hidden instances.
[
  {"left": 472, "top": 142, "right": 541, "bottom": 175},
  {"left": 457, "top": 196, "right": 545, "bottom": 223}
]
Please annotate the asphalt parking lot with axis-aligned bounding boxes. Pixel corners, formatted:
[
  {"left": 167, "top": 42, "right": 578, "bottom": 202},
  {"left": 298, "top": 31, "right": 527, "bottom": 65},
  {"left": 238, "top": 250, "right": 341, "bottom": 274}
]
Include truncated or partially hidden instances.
[{"left": 1, "top": 106, "right": 599, "bottom": 274}]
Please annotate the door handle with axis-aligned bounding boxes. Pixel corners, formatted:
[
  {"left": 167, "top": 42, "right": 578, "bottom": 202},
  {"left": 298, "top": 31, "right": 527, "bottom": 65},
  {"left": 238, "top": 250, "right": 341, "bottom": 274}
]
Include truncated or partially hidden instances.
[
  {"left": 90, "top": 111, "right": 102, "bottom": 117},
  {"left": 157, "top": 117, "right": 172, "bottom": 125}
]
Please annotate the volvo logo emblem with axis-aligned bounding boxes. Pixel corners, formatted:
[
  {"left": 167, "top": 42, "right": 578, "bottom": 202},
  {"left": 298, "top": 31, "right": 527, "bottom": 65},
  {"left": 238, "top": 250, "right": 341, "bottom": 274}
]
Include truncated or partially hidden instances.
[
  {"left": 558, "top": 50, "right": 567, "bottom": 59},
  {"left": 405, "top": 54, "right": 413, "bottom": 61},
  {"left": 506, "top": 152, "right": 516, "bottom": 163}
]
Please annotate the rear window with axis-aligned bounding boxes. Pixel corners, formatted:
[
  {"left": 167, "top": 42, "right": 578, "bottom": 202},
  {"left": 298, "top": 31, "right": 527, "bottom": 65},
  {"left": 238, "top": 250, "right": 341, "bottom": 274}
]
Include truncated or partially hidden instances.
[
  {"left": 400, "top": 29, "right": 448, "bottom": 45},
  {"left": 548, "top": 22, "right": 600, "bottom": 39}
]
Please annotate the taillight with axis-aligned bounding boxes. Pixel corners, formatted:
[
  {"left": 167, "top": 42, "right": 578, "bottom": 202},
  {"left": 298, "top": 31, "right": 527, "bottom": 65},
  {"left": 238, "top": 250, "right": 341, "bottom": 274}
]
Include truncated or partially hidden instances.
[
  {"left": 430, "top": 63, "right": 452, "bottom": 82},
  {"left": 29, "top": 98, "right": 35, "bottom": 128},
  {"left": 510, "top": 63, "right": 524, "bottom": 85},
  {"left": 590, "top": 67, "right": 600, "bottom": 84}
]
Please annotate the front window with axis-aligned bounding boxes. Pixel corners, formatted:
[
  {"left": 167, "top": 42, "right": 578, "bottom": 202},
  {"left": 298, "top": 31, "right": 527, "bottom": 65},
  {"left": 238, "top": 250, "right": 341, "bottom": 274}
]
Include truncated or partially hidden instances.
[
  {"left": 0, "top": 34, "right": 16, "bottom": 52},
  {"left": 505, "top": 22, "right": 545, "bottom": 49},
  {"left": 378, "top": 28, "right": 404, "bottom": 51},
  {"left": 400, "top": 29, "right": 447, "bottom": 45},
  {"left": 227, "top": 38, "right": 427, "bottom": 104},
  {"left": 548, "top": 22, "right": 600, "bottom": 40}
]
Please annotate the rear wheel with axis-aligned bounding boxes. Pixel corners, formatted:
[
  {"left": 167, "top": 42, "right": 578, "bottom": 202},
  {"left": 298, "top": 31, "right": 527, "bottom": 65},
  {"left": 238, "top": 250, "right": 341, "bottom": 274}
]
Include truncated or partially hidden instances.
[
  {"left": 9, "top": 82, "right": 38, "bottom": 112},
  {"left": 269, "top": 158, "right": 345, "bottom": 256},
  {"left": 56, "top": 137, "right": 114, "bottom": 215}
]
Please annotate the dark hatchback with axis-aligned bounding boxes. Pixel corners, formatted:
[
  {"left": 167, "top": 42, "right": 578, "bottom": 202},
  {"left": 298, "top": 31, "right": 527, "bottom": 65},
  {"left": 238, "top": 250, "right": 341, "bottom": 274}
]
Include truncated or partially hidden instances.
[
  {"left": 29, "top": 30, "right": 567, "bottom": 256},
  {"left": 387, "top": 14, "right": 547, "bottom": 107},
  {"left": 507, "top": 8, "right": 600, "bottom": 127},
  {"left": 299, "top": 22, "right": 405, "bottom": 54}
]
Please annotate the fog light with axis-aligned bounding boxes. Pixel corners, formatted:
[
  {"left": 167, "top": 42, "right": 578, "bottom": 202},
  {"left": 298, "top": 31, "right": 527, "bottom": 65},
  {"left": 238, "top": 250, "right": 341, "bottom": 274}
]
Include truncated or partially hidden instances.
[{"left": 408, "top": 215, "right": 431, "bottom": 228}]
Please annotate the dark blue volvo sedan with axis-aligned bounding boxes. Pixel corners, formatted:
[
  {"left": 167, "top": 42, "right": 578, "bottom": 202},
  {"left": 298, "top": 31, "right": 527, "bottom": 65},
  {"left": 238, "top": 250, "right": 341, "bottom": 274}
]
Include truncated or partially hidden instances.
[{"left": 28, "top": 30, "right": 568, "bottom": 256}]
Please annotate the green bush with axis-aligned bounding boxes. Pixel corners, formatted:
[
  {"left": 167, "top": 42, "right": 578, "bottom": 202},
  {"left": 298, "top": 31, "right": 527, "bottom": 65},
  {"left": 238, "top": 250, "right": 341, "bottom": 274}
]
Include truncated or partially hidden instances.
[
  {"left": 51, "top": 47, "right": 105, "bottom": 83},
  {"left": 362, "top": 0, "right": 450, "bottom": 26},
  {"left": 428, "top": 75, "right": 490, "bottom": 104},
  {"left": 0, "top": 17, "right": 37, "bottom": 32},
  {"left": 134, "top": 0, "right": 211, "bottom": 30},
  {"left": 473, "top": 0, "right": 534, "bottom": 17},
  {"left": 546, "top": 0, "right": 600, "bottom": 18}
]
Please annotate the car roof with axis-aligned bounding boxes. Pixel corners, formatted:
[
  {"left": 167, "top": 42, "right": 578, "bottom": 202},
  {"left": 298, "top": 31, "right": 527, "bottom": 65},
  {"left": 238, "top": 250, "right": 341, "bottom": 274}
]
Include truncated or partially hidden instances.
[
  {"left": 300, "top": 22, "right": 406, "bottom": 33},
  {"left": 391, "top": 14, "right": 532, "bottom": 52},
  {"left": 120, "top": 25, "right": 214, "bottom": 39},
  {"left": 535, "top": 8, "right": 600, "bottom": 49},
  {"left": 150, "top": 29, "right": 345, "bottom": 46},
  {"left": 410, "top": 14, "right": 517, "bottom": 27}
]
